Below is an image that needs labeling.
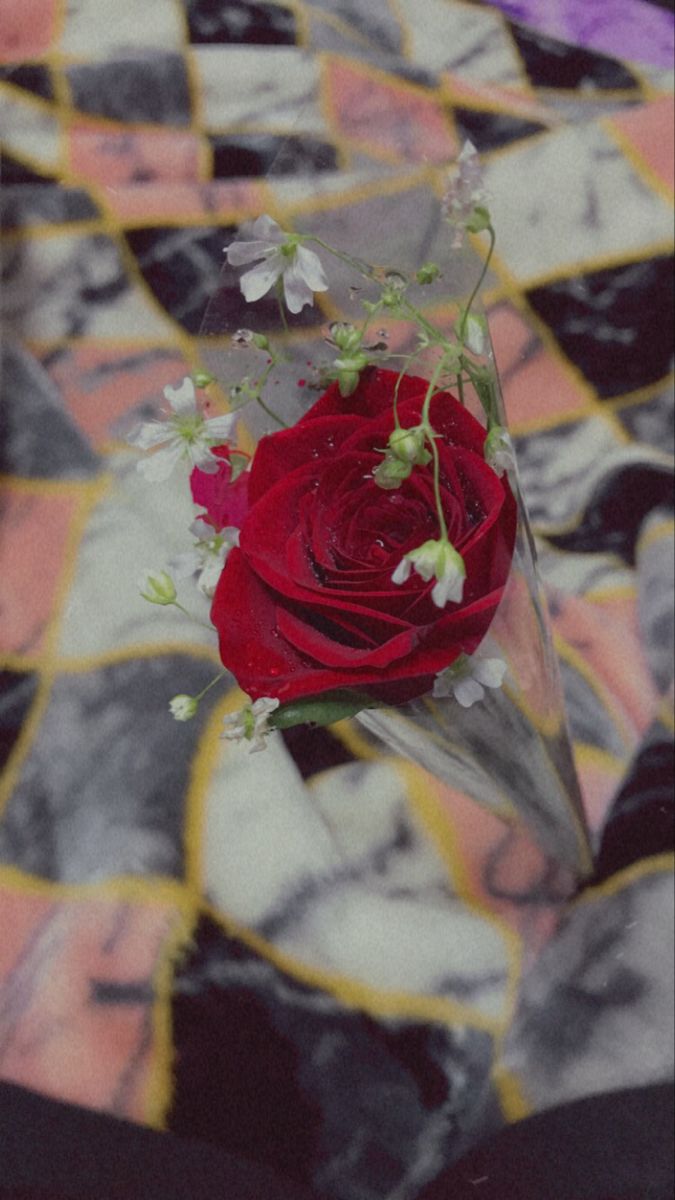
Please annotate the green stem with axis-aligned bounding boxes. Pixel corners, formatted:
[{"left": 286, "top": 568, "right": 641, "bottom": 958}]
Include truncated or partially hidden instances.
[
  {"left": 430, "top": 435, "right": 449, "bottom": 545},
  {"left": 421, "top": 358, "right": 450, "bottom": 544},
  {"left": 172, "top": 601, "right": 215, "bottom": 632},
  {"left": 195, "top": 671, "right": 227, "bottom": 701},
  {"left": 255, "top": 393, "right": 290, "bottom": 428},
  {"left": 458, "top": 224, "right": 496, "bottom": 340},
  {"left": 276, "top": 280, "right": 291, "bottom": 336},
  {"left": 306, "top": 236, "right": 377, "bottom": 282},
  {"left": 252, "top": 354, "right": 290, "bottom": 429}
]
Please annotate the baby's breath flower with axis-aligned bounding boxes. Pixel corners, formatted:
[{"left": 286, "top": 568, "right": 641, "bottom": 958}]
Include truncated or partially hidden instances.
[
  {"left": 221, "top": 697, "right": 280, "bottom": 753},
  {"left": 484, "top": 425, "right": 516, "bottom": 478},
  {"left": 392, "top": 539, "right": 466, "bottom": 608},
  {"left": 138, "top": 570, "right": 177, "bottom": 606},
  {"left": 433, "top": 655, "right": 507, "bottom": 708},
  {"left": 373, "top": 456, "right": 412, "bottom": 490},
  {"left": 387, "top": 425, "right": 431, "bottom": 467},
  {"left": 416, "top": 262, "right": 441, "bottom": 285},
  {"left": 170, "top": 519, "right": 240, "bottom": 599},
  {"left": 169, "top": 694, "right": 199, "bottom": 722},
  {"left": 128, "top": 377, "right": 237, "bottom": 482},
  {"left": 225, "top": 216, "right": 328, "bottom": 314},
  {"left": 443, "top": 141, "right": 489, "bottom": 249}
]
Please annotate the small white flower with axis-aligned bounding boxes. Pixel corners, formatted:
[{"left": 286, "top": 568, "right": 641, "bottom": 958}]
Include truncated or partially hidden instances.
[
  {"left": 128, "top": 376, "right": 237, "bottom": 482},
  {"left": 138, "top": 569, "right": 177, "bottom": 606},
  {"left": 443, "top": 140, "right": 488, "bottom": 248},
  {"left": 225, "top": 215, "right": 329, "bottom": 315},
  {"left": 171, "top": 519, "right": 240, "bottom": 599},
  {"left": 222, "top": 697, "right": 280, "bottom": 753},
  {"left": 484, "top": 425, "right": 516, "bottom": 478},
  {"left": 433, "top": 655, "right": 507, "bottom": 708},
  {"left": 169, "top": 694, "right": 199, "bottom": 722},
  {"left": 392, "top": 539, "right": 466, "bottom": 609}
]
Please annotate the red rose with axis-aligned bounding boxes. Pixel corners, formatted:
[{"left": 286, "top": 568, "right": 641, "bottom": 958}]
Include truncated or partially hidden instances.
[
  {"left": 190, "top": 446, "right": 250, "bottom": 531},
  {"left": 211, "top": 368, "right": 517, "bottom": 707}
]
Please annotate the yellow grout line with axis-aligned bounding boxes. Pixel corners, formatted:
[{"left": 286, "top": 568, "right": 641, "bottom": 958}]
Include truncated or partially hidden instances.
[
  {"left": 0, "top": 864, "right": 195, "bottom": 907},
  {"left": 144, "top": 902, "right": 199, "bottom": 1131},
  {"left": 605, "top": 371, "right": 675, "bottom": 412},
  {"left": 201, "top": 897, "right": 505, "bottom": 1033},
  {"left": 505, "top": 238, "right": 675, "bottom": 296},
  {"left": 571, "top": 853, "right": 674, "bottom": 908}
]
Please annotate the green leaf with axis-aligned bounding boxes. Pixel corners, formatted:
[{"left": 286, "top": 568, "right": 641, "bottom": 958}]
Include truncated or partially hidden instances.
[{"left": 269, "top": 690, "right": 380, "bottom": 730}]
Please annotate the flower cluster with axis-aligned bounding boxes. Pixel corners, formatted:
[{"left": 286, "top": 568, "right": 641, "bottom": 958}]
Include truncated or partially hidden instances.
[{"left": 130, "top": 143, "right": 516, "bottom": 737}]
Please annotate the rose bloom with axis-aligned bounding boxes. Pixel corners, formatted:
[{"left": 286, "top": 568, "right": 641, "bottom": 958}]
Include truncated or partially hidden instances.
[{"left": 210, "top": 369, "right": 517, "bottom": 707}]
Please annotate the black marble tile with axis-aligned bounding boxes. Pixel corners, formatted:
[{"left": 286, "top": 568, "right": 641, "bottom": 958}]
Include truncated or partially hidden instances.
[
  {"left": 186, "top": 0, "right": 298, "bottom": 44},
  {"left": 280, "top": 725, "right": 355, "bottom": 781},
  {"left": 592, "top": 733, "right": 674, "bottom": 887},
  {"left": 210, "top": 133, "right": 339, "bottom": 178},
  {"left": 508, "top": 21, "right": 641, "bottom": 91},
  {"left": 66, "top": 55, "right": 192, "bottom": 126},
  {"left": 0, "top": 342, "right": 100, "bottom": 479},
  {"left": 125, "top": 223, "right": 326, "bottom": 335},
  {"left": 0, "top": 63, "right": 54, "bottom": 101},
  {"left": 124, "top": 224, "right": 234, "bottom": 335},
  {"left": 453, "top": 106, "right": 547, "bottom": 152},
  {"left": 0, "top": 185, "right": 100, "bottom": 231},
  {"left": 0, "top": 656, "right": 217, "bottom": 882},
  {"left": 0, "top": 671, "right": 40, "bottom": 772},
  {"left": 547, "top": 461, "right": 674, "bottom": 564},
  {"left": 309, "top": 0, "right": 404, "bottom": 56},
  {"left": 616, "top": 389, "right": 675, "bottom": 456},
  {"left": 169, "top": 915, "right": 499, "bottom": 1198},
  {"left": 526, "top": 256, "right": 675, "bottom": 400},
  {"left": 0, "top": 152, "right": 55, "bottom": 186}
]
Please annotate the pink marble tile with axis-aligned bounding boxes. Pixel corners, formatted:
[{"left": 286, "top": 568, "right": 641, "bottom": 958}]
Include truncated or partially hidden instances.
[
  {"left": 0, "top": 487, "right": 79, "bottom": 657},
  {"left": 609, "top": 97, "right": 675, "bottom": 196},
  {"left": 0, "top": 0, "right": 57, "bottom": 62},
  {"left": 47, "top": 344, "right": 191, "bottom": 448},
  {"left": 0, "top": 884, "right": 182, "bottom": 1121},
  {"left": 68, "top": 124, "right": 204, "bottom": 188},
  {"left": 326, "top": 59, "right": 458, "bottom": 164}
]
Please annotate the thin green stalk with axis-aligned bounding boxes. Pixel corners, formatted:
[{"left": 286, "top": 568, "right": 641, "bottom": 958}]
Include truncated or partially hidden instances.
[
  {"left": 306, "top": 236, "right": 377, "bottom": 282},
  {"left": 458, "top": 224, "right": 496, "bottom": 339},
  {"left": 195, "top": 671, "right": 227, "bottom": 701},
  {"left": 172, "top": 601, "right": 215, "bottom": 632}
]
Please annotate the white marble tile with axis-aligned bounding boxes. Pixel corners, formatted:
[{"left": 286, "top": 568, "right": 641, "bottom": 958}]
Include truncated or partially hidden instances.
[
  {"left": 536, "top": 546, "right": 635, "bottom": 597},
  {"left": 395, "top": 0, "right": 527, "bottom": 86},
  {"left": 58, "top": 452, "right": 217, "bottom": 657},
  {"left": 0, "top": 233, "right": 175, "bottom": 342},
  {"left": 515, "top": 415, "right": 669, "bottom": 532},
  {"left": 0, "top": 88, "right": 62, "bottom": 170},
  {"left": 192, "top": 46, "right": 327, "bottom": 135},
  {"left": 203, "top": 742, "right": 511, "bottom": 1018},
  {"left": 278, "top": 885, "right": 509, "bottom": 1018},
  {"left": 483, "top": 122, "right": 675, "bottom": 284},
  {"left": 504, "top": 869, "right": 675, "bottom": 1107},
  {"left": 60, "top": 0, "right": 185, "bottom": 56},
  {"left": 203, "top": 736, "right": 341, "bottom": 927}
]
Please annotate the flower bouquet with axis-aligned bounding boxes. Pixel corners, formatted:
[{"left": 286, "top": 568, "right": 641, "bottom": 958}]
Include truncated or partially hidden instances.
[{"left": 131, "top": 145, "right": 593, "bottom": 878}]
